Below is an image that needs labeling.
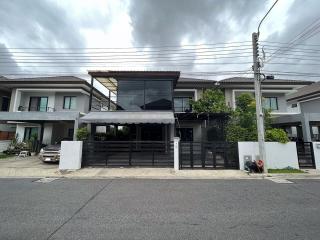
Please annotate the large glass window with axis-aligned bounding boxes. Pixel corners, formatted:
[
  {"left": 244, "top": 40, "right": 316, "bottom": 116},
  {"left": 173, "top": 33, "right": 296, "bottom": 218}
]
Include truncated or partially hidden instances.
[
  {"left": 145, "top": 81, "right": 172, "bottom": 110},
  {"left": 63, "top": 96, "right": 77, "bottom": 109},
  {"left": 117, "top": 80, "right": 172, "bottom": 110},
  {"left": 263, "top": 97, "right": 278, "bottom": 110},
  {"left": 174, "top": 97, "right": 191, "bottom": 112},
  {"left": 117, "top": 80, "right": 144, "bottom": 110}
]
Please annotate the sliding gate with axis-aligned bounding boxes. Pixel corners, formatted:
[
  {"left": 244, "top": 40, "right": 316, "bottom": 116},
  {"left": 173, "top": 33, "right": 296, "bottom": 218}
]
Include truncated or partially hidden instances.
[
  {"left": 82, "top": 141, "right": 174, "bottom": 167},
  {"left": 180, "top": 142, "right": 239, "bottom": 169}
]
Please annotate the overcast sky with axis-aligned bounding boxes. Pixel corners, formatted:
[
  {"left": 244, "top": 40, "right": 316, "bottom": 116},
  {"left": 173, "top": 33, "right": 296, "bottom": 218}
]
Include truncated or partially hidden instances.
[{"left": 0, "top": 0, "right": 319, "bottom": 81}]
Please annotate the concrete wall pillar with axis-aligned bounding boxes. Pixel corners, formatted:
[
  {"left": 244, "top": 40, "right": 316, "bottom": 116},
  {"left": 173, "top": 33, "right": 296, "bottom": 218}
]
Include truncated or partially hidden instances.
[
  {"left": 301, "top": 114, "right": 312, "bottom": 142},
  {"left": 73, "top": 118, "right": 79, "bottom": 141},
  {"left": 59, "top": 141, "right": 83, "bottom": 170},
  {"left": 170, "top": 123, "right": 175, "bottom": 141},
  {"left": 174, "top": 137, "right": 180, "bottom": 171},
  {"left": 312, "top": 142, "right": 320, "bottom": 170}
]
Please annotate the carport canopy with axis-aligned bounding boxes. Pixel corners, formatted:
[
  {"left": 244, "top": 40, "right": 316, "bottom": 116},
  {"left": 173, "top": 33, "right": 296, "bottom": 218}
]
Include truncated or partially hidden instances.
[{"left": 80, "top": 111, "right": 175, "bottom": 124}]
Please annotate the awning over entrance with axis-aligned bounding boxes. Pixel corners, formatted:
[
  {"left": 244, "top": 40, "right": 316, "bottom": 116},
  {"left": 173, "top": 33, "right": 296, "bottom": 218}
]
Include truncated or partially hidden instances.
[{"left": 80, "top": 111, "right": 175, "bottom": 124}]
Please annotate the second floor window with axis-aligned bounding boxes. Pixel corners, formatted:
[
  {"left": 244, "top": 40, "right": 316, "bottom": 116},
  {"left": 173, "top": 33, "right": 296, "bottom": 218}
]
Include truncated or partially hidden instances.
[
  {"left": 263, "top": 97, "right": 278, "bottom": 111},
  {"left": 63, "top": 96, "right": 76, "bottom": 109},
  {"left": 174, "top": 97, "right": 191, "bottom": 112},
  {"left": 29, "top": 97, "right": 48, "bottom": 112}
]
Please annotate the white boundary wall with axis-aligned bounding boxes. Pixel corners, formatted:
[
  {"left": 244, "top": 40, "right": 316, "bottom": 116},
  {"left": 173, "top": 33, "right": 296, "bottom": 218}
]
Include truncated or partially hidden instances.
[
  {"left": 238, "top": 142, "right": 299, "bottom": 170},
  {"left": 312, "top": 142, "right": 320, "bottom": 170},
  {"left": 0, "top": 140, "right": 11, "bottom": 152},
  {"left": 59, "top": 141, "right": 83, "bottom": 170}
]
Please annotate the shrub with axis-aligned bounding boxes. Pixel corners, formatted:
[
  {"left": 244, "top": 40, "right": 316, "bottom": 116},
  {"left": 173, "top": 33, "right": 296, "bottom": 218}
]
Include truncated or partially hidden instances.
[
  {"left": 265, "top": 128, "right": 289, "bottom": 143},
  {"left": 76, "top": 127, "right": 89, "bottom": 141}
]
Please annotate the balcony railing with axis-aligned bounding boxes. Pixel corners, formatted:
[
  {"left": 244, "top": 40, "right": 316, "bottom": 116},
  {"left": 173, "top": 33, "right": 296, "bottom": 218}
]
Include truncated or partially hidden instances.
[{"left": 18, "top": 106, "right": 55, "bottom": 112}]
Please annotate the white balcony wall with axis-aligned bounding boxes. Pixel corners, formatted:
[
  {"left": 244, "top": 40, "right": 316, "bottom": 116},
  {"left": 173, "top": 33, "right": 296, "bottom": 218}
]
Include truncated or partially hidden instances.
[
  {"left": 229, "top": 89, "right": 289, "bottom": 114},
  {"left": 17, "top": 91, "right": 55, "bottom": 112},
  {"left": 11, "top": 89, "right": 94, "bottom": 113},
  {"left": 54, "top": 92, "right": 89, "bottom": 113}
]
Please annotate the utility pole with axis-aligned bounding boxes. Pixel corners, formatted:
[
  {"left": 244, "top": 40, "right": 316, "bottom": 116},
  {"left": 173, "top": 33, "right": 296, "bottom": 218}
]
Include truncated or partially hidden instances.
[{"left": 252, "top": 32, "right": 267, "bottom": 173}]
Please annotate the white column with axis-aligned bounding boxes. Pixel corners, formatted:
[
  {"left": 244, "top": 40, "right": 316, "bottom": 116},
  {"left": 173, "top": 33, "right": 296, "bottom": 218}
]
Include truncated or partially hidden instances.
[
  {"left": 174, "top": 137, "right": 180, "bottom": 171},
  {"left": 312, "top": 142, "right": 320, "bottom": 170}
]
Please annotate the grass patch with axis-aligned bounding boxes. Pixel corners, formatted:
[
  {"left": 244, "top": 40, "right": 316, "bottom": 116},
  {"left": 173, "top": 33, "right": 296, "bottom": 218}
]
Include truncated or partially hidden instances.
[
  {"left": 268, "top": 168, "right": 304, "bottom": 174},
  {"left": 0, "top": 153, "right": 14, "bottom": 159}
]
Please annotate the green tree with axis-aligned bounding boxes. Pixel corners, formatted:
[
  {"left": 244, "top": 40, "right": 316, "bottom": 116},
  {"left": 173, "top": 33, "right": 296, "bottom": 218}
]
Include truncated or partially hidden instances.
[
  {"left": 76, "top": 127, "right": 89, "bottom": 141},
  {"left": 190, "top": 88, "right": 231, "bottom": 113},
  {"left": 226, "top": 93, "right": 289, "bottom": 143}
]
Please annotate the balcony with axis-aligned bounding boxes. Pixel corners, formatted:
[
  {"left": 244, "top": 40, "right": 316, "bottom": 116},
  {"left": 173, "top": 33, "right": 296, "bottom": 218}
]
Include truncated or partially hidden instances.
[{"left": 18, "top": 106, "right": 55, "bottom": 112}]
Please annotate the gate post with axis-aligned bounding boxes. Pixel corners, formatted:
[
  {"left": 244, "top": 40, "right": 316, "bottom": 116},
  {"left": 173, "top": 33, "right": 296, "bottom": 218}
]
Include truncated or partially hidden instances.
[{"left": 174, "top": 137, "right": 180, "bottom": 171}]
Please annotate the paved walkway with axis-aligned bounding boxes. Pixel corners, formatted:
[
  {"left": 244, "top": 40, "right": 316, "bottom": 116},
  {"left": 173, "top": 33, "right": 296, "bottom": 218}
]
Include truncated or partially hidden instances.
[{"left": 1, "top": 156, "right": 320, "bottom": 179}]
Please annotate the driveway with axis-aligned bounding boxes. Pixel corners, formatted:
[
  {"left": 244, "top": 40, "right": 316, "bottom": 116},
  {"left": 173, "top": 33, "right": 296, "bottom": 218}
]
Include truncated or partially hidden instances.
[
  {"left": 0, "top": 178, "right": 320, "bottom": 240},
  {"left": 0, "top": 156, "right": 59, "bottom": 177}
]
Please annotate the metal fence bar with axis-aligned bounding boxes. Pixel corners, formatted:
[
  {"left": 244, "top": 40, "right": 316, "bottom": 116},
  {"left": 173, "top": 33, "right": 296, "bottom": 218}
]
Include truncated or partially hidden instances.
[{"left": 179, "top": 141, "right": 239, "bottom": 170}]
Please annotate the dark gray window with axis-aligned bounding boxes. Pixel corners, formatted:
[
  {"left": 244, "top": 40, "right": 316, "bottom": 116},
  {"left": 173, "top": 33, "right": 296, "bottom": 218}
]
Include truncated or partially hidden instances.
[
  {"left": 263, "top": 97, "right": 278, "bottom": 110},
  {"left": 174, "top": 97, "right": 191, "bottom": 112},
  {"left": 145, "top": 81, "right": 172, "bottom": 110},
  {"left": 117, "top": 80, "right": 172, "bottom": 110},
  {"left": 1, "top": 97, "right": 9, "bottom": 111},
  {"left": 24, "top": 127, "right": 38, "bottom": 141},
  {"left": 29, "top": 97, "right": 48, "bottom": 112},
  {"left": 117, "top": 80, "right": 144, "bottom": 110},
  {"left": 63, "top": 96, "right": 76, "bottom": 109}
]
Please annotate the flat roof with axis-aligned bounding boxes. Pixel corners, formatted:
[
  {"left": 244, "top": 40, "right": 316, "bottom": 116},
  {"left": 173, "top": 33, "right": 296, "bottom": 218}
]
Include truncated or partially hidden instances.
[{"left": 88, "top": 71, "right": 180, "bottom": 94}]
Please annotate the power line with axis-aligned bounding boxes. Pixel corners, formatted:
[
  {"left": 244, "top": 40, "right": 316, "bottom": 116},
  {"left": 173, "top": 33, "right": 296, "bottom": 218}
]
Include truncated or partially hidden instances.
[{"left": 0, "top": 40, "right": 252, "bottom": 50}]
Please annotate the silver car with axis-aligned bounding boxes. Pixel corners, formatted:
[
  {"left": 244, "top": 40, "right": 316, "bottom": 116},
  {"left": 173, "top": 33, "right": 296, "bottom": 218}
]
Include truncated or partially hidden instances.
[{"left": 39, "top": 144, "right": 61, "bottom": 163}]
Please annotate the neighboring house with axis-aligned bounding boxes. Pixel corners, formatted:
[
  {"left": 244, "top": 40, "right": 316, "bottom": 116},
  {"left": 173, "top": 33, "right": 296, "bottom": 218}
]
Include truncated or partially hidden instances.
[
  {"left": 0, "top": 76, "right": 111, "bottom": 145},
  {"left": 174, "top": 77, "right": 313, "bottom": 142},
  {"left": 274, "top": 81, "right": 320, "bottom": 141}
]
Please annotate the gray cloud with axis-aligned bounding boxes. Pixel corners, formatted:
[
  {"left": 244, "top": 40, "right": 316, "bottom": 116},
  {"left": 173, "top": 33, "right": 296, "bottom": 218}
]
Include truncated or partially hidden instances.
[
  {"left": 0, "top": 43, "right": 20, "bottom": 75},
  {"left": 128, "top": 0, "right": 266, "bottom": 73},
  {"left": 263, "top": 0, "right": 320, "bottom": 80},
  {"left": 129, "top": 0, "right": 263, "bottom": 46},
  {"left": 0, "top": 0, "right": 93, "bottom": 75}
]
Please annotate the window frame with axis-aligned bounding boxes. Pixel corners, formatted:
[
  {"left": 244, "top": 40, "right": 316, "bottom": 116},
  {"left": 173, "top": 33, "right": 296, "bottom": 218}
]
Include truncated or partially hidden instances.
[
  {"left": 117, "top": 79, "right": 173, "bottom": 111},
  {"left": 28, "top": 96, "right": 48, "bottom": 112},
  {"left": 263, "top": 97, "right": 278, "bottom": 111},
  {"left": 23, "top": 127, "right": 38, "bottom": 141},
  {"left": 63, "top": 96, "right": 77, "bottom": 110},
  {"left": 174, "top": 97, "right": 192, "bottom": 112}
]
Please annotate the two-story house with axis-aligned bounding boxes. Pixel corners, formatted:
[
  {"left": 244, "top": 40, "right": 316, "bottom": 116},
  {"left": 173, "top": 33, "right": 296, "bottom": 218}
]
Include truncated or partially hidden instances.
[
  {"left": 274, "top": 81, "right": 320, "bottom": 142},
  {"left": 0, "top": 76, "right": 111, "bottom": 146},
  {"left": 174, "top": 76, "right": 313, "bottom": 142},
  {"left": 81, "top": 71, "right": 179, "bottom": 143}
]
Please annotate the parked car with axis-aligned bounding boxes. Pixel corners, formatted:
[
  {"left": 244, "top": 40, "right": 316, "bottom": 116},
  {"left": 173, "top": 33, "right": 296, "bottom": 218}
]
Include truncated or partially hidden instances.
[{"left": 39, "top": 138, "right": 72, "bottom": 163}]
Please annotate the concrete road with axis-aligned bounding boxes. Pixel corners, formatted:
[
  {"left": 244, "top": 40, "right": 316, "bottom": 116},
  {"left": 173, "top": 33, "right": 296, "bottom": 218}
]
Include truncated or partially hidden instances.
[{"left": 0, "top": 178, "right": 320, "bottom": 240}]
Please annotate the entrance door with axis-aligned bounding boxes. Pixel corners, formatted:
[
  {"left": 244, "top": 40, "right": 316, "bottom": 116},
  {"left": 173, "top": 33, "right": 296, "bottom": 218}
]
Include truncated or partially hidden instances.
[
  {"left": 176, "top": 128, "right": 193, "bottom": 141},
  {"left": 141, "top": 125, "right": 164, "bottom": 141}
]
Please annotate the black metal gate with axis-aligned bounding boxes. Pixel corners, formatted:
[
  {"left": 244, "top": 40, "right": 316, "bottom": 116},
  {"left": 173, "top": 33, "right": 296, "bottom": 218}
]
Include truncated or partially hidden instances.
[
  {"left": 296, "top": 142, "right": 315, "bottom": 169},
  {"left": 180, "top": 142, "right": 239, "bottom": 169},
  {"left": 82, "top": 141, "right": 174, "bottom": 167}
]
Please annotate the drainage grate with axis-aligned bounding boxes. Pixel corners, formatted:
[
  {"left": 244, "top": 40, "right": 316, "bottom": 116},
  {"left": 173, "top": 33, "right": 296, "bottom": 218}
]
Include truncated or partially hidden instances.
[
  {"left": 268, "top": 178, "right": 293, "bottom": 184},
  {"left": 33, "top": 178, "right": 60, "bottom": 183}
]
